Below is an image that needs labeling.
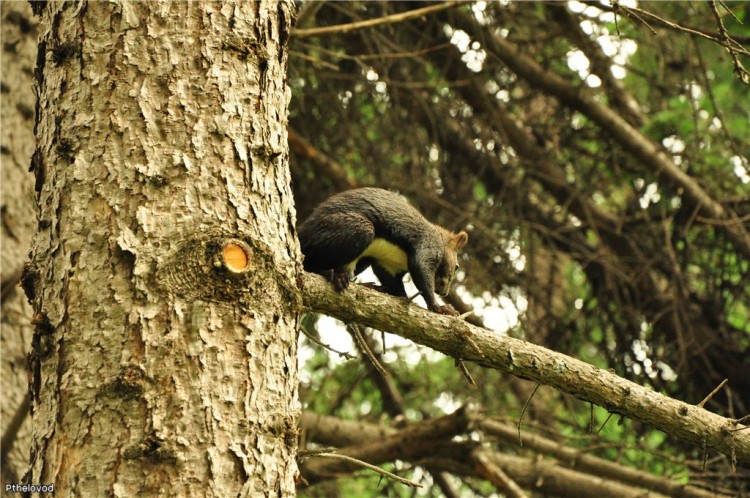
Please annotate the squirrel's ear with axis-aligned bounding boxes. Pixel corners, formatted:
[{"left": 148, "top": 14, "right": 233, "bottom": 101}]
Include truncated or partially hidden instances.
[{"left": 454, "top": 231, "right": 468, "bottom": 249}]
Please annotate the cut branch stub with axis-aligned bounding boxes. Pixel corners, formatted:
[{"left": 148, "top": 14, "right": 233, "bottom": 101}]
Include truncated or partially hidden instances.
[
  {"left": 156, "top": 231, "right": 286, "bottom": 304},
  {"left": 221, "top": 240, "right": 251, "bottom": 274}
]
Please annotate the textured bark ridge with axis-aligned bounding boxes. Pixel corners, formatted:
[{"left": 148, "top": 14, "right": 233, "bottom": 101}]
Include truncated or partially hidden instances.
[
  {"left": 155, "top": 231, "right": 300, "bottom": 308},
  {"left": 26, "top": 2, "right": 299, "bottom": 496}
]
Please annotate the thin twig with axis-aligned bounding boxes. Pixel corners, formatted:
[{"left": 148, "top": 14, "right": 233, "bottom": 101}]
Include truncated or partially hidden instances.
[
  {"left": 601, "top": 2, "right": 750, "bottom": 57},
  {"left": 612, "top": 0, "right": 621, "bottom": 37},
  {"left": 728, "top": 413, "right": 750, "bottom": 432},
  {"left": 304, "top": 452, "right": 422, "bottom": 488},
  {"left": 455, "top": 359, "right": 477, "bottom": 388},
  {"left": 690, "top": 38, "right": 747, "bottom": 161},
  {"left": 697, "top": 378, "right": 729, "bottom": 408},
  {"left": 708, "top": 0, "right": 750, "bottom": 83},
  {"left": 407, "top": 290, "right": 422, "bottom": 303},
  {"left": 517, "top": 383, "right": 540, "bottom": 447},
  {"left": 288, "top": 50, "right": 340, "bottom": 70},
  {"left": 351, "top": 323, "right": 388, "bottom": 378},
  {"left": 619, "top": 5, "right": 657, "bottom": 34},
  {"left": 295, "top": 40, "right": 454, "bottom": 62},
  {"left": 718, "top": 0, "right": 742, "bottom": 23},
  {"left": 294, "top": 1, "right": 462, "bottom": 39},
  {"left": 300, "top": 325, "right": 356, "bottom": 360},
  {"left": 695, "top": 212, "right": 750, "bottom": 226},
  {"left": 595, "top": 412, "right": 615, "bottom": 436},
  {"left": 458, "top": 329, "right": 484, "bottom": 360}
]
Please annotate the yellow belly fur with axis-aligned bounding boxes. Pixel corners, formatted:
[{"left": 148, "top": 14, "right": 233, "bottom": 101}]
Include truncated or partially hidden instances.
[{"left": 346, "top": 238, "right": 408, "bottom": 275}]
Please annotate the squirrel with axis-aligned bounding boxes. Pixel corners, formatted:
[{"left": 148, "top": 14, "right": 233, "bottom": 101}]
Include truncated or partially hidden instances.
[{"left": 298, "top": 188, "right": 468, "bottom": 315}]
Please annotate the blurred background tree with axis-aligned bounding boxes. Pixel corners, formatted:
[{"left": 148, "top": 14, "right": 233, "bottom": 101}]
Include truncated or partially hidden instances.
[{"left": 290, "top": 1, "right": 749, "bottom": 496}]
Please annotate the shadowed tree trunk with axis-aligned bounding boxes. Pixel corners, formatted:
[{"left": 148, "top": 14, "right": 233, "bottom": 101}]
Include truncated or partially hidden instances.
[{"left": 1, "top": 0, "right": 37, "bottom": 485}]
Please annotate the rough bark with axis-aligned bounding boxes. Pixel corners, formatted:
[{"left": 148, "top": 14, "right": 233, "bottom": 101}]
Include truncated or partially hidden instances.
[{"left": 24, "top": 1, "right": 298, "bottom": 496}]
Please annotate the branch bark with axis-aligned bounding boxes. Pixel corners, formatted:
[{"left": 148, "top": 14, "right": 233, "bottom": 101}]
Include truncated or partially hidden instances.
[{"left": 302, "top": 272, "right": 750, "bottom": 463}]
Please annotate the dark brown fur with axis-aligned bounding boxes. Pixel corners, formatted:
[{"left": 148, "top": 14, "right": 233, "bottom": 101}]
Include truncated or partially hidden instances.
[{"left": 298, "top": 188, "right": 468, "bottom": 314}]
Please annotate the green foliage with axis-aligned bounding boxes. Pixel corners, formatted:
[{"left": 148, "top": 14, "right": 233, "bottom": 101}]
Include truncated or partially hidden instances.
[
  {"left": 291, "top": 0, "right": 750, "bottom": 494},
  {"left": 472, "top": 180, "right": 488, "bottom": 202}
]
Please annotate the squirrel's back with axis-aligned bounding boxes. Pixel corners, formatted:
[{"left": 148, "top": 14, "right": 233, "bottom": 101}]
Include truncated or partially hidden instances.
[
  {"left": 299, "top": 188, "right": 435, "bottom": 252},
  {"left": 297, "top": 187, "right": 467, "bottom": 314}
]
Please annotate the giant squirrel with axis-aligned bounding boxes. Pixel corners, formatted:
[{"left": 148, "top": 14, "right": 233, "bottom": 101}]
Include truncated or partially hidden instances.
[{"left": 298, "top": 188, "right": 468, "bottom": 315}]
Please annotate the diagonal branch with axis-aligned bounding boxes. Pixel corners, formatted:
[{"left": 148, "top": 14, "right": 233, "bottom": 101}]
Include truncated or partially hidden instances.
[
  {"left": 302, "top": 272, "right": 750, "bottom": 463},
  {"left": 593, "top": 1, "right": 750, "bottom": 58},
  {"left": 293, "top": 1, "right": 462, "bottom": 39},
  {"left": 299, "top": 405, "right": 475, "bottom": 486},
  {"left": 447, "top": 9, "right": 750, "bottom": 261},
  {"left": 301, "top": 409, "right": 725, "bottom": 497},
  {"left": 478, "top": 419, "right": 721, "bottom": 498},
  {"left": 289, "top": 128, "right": 356, "bottom": 191},
  {"left": 707, "top": 0, "right": 750, "bottom": 83}
]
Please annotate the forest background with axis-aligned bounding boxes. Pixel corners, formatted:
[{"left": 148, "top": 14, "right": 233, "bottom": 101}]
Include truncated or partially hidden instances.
[{"left": 2, "top": 1, "right": 749, "bottom": 497}]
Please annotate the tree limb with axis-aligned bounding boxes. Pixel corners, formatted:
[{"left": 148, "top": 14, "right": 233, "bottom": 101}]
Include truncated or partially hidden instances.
[
  {"left": 447, "top": 9, "right": 750, "bottom": 261},
  {"left": 300, "top": 409, "right": 720, "bottom": 497},
  {"left": 299, "top": 405, "right": 475, "bottom": 486},
  {"left": 293, "top": 1, "right": 462, "bottom": 39},
  {"left": 302, "top": 272, "right": 750, "bottom": 463},
  {"left": 479, "top": 418, "right": 722, "bottom": 498}
]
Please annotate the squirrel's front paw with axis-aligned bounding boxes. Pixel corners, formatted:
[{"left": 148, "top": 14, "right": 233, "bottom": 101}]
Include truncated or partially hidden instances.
[{"left": 324, "top": 269, "right": 351, "bottom": 292}]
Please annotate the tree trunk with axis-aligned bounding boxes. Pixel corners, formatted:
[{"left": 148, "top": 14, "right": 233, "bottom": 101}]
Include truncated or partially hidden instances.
[
  {"left": 24, "top": 1, "right": 298, "bottom": 496},
  {"left": 1, "top": 0, "right": 38, "bottom": 485}
]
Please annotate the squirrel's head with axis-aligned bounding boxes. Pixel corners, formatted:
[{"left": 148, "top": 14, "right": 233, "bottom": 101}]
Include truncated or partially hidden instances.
[{"left": 435, "top": 229, "right": 469, "bottom": 296}]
